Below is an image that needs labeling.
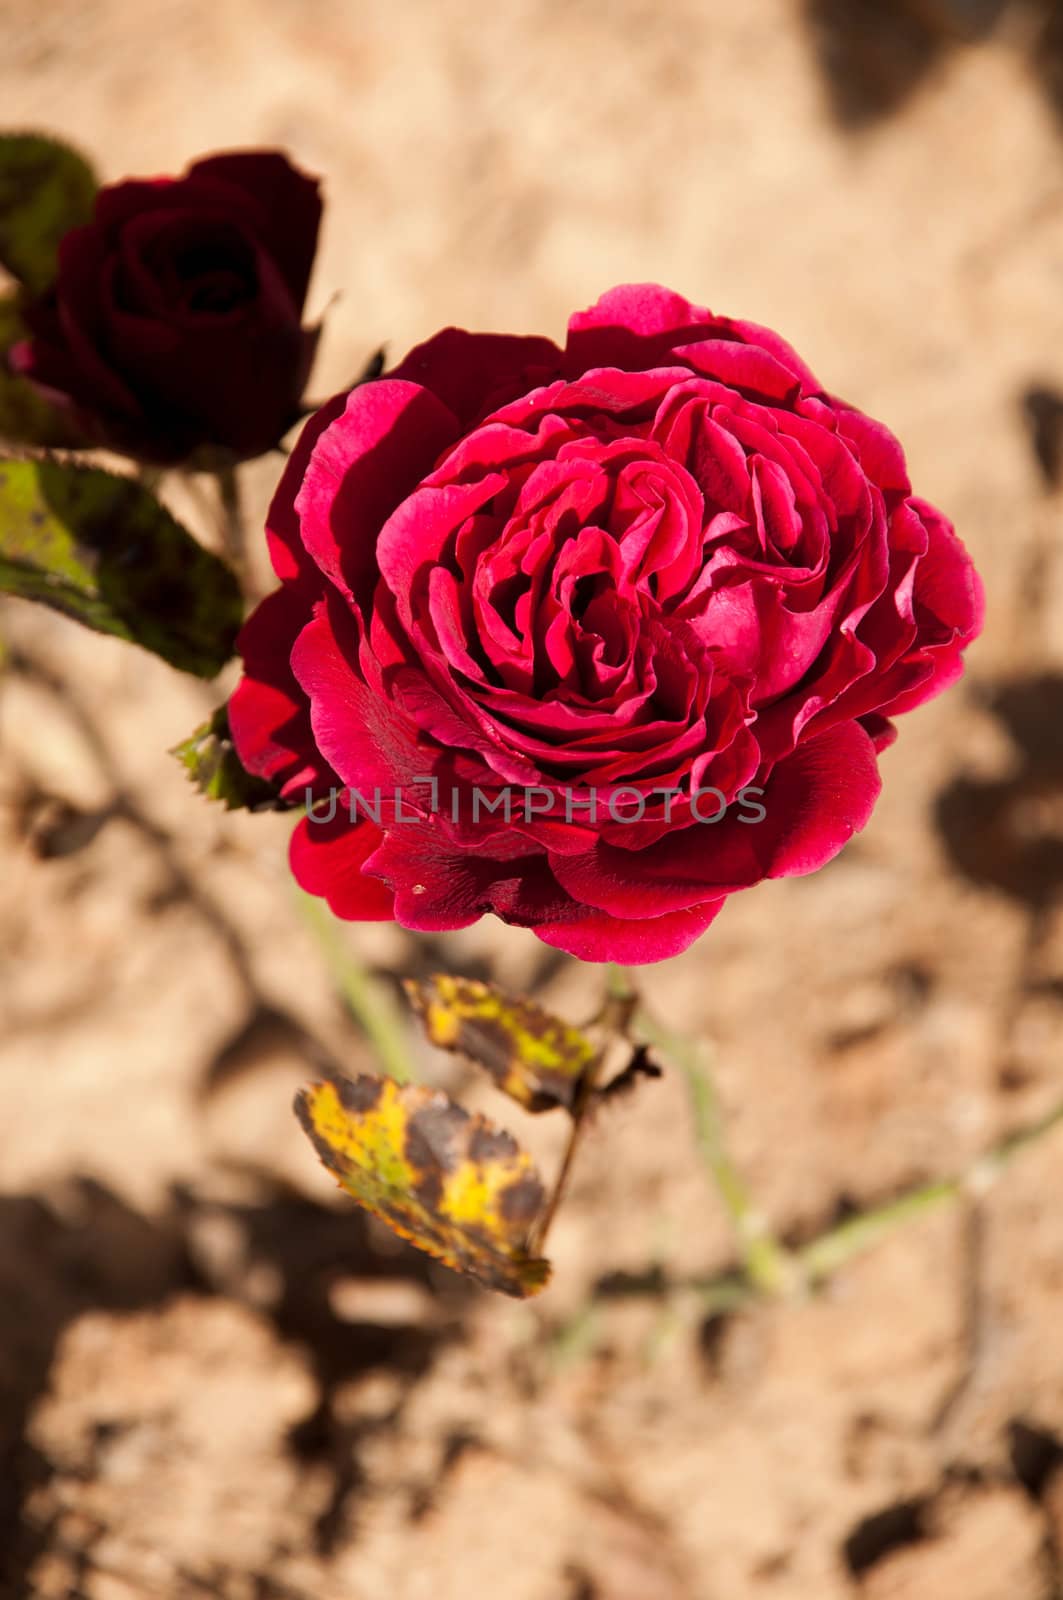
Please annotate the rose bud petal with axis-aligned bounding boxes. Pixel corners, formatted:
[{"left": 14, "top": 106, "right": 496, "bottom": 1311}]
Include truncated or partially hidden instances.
[{"left": 10, "top": 150, "right": 322, "bottom": 465}]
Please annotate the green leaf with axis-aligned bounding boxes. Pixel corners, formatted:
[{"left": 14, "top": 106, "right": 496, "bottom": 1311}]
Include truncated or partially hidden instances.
[
  {"left": 173, "top": 704, "right": 291, "bottom": 810},
  {"left": 0, "top": 134, "right": 97, "bottom": 295},
  {"left": 0, "top": 293, "right": 83, "bottom": 447},
  {"left": 0, "top": 455, "right": 242, "bottom": 676}
]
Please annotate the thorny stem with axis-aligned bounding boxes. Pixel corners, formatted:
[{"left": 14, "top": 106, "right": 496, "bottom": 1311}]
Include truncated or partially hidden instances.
[
  {"left": 294, "top": 888, "right": 413, "bottom": 1084},
  {"left": 607, "top": 965, "right": 798, "bottom": 1295}
]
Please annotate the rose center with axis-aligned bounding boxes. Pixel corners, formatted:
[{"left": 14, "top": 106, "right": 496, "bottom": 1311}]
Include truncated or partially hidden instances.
[{"left": 143, "top": 221, "right": 260, "bottom": 317}]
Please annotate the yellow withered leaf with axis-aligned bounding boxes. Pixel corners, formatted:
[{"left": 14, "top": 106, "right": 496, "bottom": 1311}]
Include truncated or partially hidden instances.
[
  {"left": 294, "top": 1074, "right": 551, "bottom": 1298},
  {"left": 404, "top": 974, "right": 596, "bottom": 1114}
]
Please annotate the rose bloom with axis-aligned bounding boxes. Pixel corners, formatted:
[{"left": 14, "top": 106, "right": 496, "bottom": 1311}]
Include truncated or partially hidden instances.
[
  {"left": 11, "top": 151, "right": 321, "bottom": 464},
  {"left": 230, "top": 285, "right": 983, "bottom": 963}
]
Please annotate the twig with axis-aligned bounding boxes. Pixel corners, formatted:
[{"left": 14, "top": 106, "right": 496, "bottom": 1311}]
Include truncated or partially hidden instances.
[
  {"left": 293, "top": 888, "right": 414, "bottom": 1083},
  {"left": 530, "top": 1045, "right": 607, "bottom": 1256}
]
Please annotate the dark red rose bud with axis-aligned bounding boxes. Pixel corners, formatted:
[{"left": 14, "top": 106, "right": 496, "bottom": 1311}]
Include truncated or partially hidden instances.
[
  {"left": 9, "top": 150, "right": 322, "bottom": 465},
  {"left": 230, "top": 284, "right": 984, "bottom": 964}
]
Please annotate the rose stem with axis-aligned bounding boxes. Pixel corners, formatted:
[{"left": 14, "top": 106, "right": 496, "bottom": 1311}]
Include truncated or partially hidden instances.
[
  {"left": 686, "top": 1096, "right": 1063, "bottom": 1310},
  {"left": 606, "top": 964, "right": 798, "bottom": 1297},
  {"left": 530, "top": 975, "right": 646, "bottom": 1255},
  {"left": 797, "top": 1094, "right": 1063, "bottom": 1282},
  {"left": 294, "top": 888, "right": 414, "bottom": 1084},
  {"left": 135, "top": 465, "right": 164, "bottom": 494},
  {"left": 216, "top": 464, "right": 247, "bottom": 583},
  {"left": 530, "top": 1041, "right": 608, "bottom": 1257}
]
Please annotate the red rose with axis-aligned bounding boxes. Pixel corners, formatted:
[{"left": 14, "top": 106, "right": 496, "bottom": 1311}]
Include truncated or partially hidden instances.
[
  {"left": 230, "top": 284, "right": 983, "bottom": 963},
  {"left": 10, "top": 151, "right": 322, "bottom": 464}
]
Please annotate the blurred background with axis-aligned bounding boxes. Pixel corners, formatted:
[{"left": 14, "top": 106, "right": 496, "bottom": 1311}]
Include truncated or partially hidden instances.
[{"left": 3, "top": 1, "right": 1063, "bottom": 1596}]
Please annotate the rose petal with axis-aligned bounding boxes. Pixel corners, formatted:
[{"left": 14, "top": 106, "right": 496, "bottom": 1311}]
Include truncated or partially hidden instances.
[
  {"left": 565, "top": 283, "right": 718, "bottom": 372},
  {"left": 188, "top": 151, "right": 322, "bottom": 309},
  {"left": 105, "top": 247, "right": 309, "bottom": 458},
  {"left": 296, "top": 380, "right": 459, "bottom": 605},
  {"left": 550, "top": 721, "right": 881, "bottom": 916},
  {"left": 265, "top": 392, "right": 349, "bottom": 584},
  {"left": 290, "top": 598, "right": 429, "bottom": 796},
  {"left": 290, "top": 813, "right": 395, "bottom": 920},
  {"left": 363, "top": 824, "right": 549, "bottom": 933},
  {"left": 710, "top": 315, "right": 823, "bottom": 393},
  {"left": 27, "top": 228, "right": 143, "bottom": 418},
  {"left": 674, "top": 338, "right": 806, "bottom": 406},
  {"left": 533, "top": 898, "right": 726, "bottom": 964},
  {"left": 229, "top": 587, "right": 330, "bottom": 796},
  {"left": 389, "top": 327, "right": 564, "bottom": 428}
]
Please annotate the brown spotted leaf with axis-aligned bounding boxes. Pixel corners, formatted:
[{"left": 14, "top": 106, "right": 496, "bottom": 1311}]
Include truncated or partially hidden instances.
[
  {"left": 404, "top": 975, "right": 596, "bottom": 1114},
  {"left": 294, "top": 1074, "right": 551, "bottom": 1298}
]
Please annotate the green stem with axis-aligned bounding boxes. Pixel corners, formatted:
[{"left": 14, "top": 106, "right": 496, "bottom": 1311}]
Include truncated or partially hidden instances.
[
  {"left": 797, "top": 1179, "right": 957, "bottom": 1284},
  {"left": 135, "top": 465, "right": 164, "bottom": 495},
  {"left": 294, "top": 888, "right": 413, "bottom": 1083},
  {"left": 608, "top": 965, "right": 798, "bottom": 1296},
  {"left": 216, "top": 464, "right": 245, "bottom": 580},
  {"left": 797, "top": 1095, "right": 1063, "bottom": 1285},
  {"left": 672, "top": 1096, "right": 1063, "bottom": 1315},
  {"left": 684, "top": 1048, "right": 798, "bottom": 1295},
  {"left": 560, "top": 973, "right": 1063, "bottom": 1334}
]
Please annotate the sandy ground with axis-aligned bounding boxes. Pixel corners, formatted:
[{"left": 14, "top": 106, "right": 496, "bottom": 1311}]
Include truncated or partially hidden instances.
[{"left": 3, "top": 0, "right": 1063, "bottom": 1595}]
